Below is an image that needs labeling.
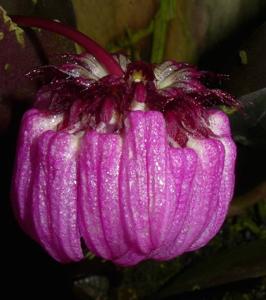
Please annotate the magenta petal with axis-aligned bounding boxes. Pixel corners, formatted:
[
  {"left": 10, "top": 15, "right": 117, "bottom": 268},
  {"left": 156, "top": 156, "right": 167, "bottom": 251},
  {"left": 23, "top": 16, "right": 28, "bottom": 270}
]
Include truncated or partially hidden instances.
[
  {"left": 114, "top": 110, "right": 185, "bottom": 265},
  {"left": 78, "top": 128, "right": 148, "bottom": 266},
  {"left": 31, "top": 131, "right": 82, "bottom": 262},
  {"left": 190, "top": 111, "right": 236, "bottom": 249},
  {"left": 157, "top": 137, "right": 224, "bottom": 259},
  {"left": 78, "top": 131, "right": 132, "bottom": 260},
  {"left": 96, "top": 134, "right": 127, "bottom": 258},
  {"left": 12, "top": 109, "right": 62, "bottom": 239},
  {"left": 187, "top": 138, "right": 225, "bottom": 251},
  {"left": 144, "top": 112, "right": 179, "bottom": 248},
  {"left": 78, "top": 132, "right": 115, "bottom": 259},
  {"left": 77, "top": 110, "right": 235, "bottom": 265},
  {"left": 151, "top": 148, "right": 197, "bottom": 260},
  {"left": 118, "top": 111, "right": 153, "bottom": 255},
  {"left": 12, "top": 107, "right": 235, "bottom": 265},
  {"left": 180, "top": 138, "right": 224, "bottom": 253}
]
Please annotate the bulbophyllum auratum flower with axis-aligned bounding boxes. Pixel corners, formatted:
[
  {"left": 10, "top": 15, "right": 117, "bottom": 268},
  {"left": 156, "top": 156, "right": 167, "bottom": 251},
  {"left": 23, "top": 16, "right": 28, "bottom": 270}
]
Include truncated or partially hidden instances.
[{"left": 12, "top": 16, "right": 237, "bottom": 266}]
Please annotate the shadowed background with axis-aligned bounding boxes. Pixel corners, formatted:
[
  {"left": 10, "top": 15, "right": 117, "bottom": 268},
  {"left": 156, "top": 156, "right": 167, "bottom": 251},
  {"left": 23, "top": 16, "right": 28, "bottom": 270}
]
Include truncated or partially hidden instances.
[{"left": 0, "top": 1, "right": 266, "bottom": 299}]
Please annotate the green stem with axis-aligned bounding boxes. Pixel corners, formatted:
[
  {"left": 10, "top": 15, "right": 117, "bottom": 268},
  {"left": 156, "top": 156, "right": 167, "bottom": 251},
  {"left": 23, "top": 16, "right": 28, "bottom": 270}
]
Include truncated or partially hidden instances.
[{"left": 151, "top": 0, "right": 176, "bottom": 63}]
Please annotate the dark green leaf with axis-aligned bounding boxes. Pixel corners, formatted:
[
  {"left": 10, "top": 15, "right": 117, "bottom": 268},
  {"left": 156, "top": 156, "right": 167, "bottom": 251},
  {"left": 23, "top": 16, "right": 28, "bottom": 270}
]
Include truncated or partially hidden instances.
[
  {"left": 154, "top": 240, "right": 266, "bottom": 299},
  {"left": 230, "top": 88, "right": 266, "bottom": 147}
]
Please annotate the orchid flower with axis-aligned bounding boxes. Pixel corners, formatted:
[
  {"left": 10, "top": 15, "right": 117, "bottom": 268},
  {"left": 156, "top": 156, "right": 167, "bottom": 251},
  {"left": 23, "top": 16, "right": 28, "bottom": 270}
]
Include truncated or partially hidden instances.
[{"left": 12, "top": 16, "right": 237, "bottom": 266}]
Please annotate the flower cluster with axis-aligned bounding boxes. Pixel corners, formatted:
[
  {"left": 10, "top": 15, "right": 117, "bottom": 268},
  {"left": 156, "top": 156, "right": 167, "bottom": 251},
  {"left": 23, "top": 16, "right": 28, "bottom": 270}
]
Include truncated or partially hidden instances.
[
  {"left": 10, "top": 14, "right": 237, "bottom": 265},
  {"left": 12, "top": 51, "right": 237, "bottom": 266}
]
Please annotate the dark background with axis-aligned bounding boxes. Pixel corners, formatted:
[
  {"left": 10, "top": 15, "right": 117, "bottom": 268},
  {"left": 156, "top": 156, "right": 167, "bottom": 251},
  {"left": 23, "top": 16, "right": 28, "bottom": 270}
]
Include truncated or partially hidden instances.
[{"left": 1, "top": 1, "right": 266, "bottom": 299}]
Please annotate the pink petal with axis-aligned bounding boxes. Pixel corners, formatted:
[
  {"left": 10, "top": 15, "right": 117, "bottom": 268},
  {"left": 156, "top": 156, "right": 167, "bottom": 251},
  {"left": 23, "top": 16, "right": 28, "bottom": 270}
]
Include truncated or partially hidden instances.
[
  {"left": 78, "top": 132, "right": 121, "bottom": 259},
  {"left": 31, "top": 131, "right": 82, "bottom": 262},
  {"left": 159, "top": 136, "right": 224, "bottom": 259},
  {"left": 190, "top": 110, "right": 236, "bottom": 249},
  {"left": 144, "top": 112, "right": 179, "bottom": 248},
  {"left": 12, "top": 109, "right": 62, "bottom": 239},
  {"left": 151, "top": 147, "right": 197, "bottom": 259},
  {"left": 118, "top": 112, "right": 155, "bottom": 256},
  {"left": 78, "top": 128, "right": 147, "bottom": 266}
]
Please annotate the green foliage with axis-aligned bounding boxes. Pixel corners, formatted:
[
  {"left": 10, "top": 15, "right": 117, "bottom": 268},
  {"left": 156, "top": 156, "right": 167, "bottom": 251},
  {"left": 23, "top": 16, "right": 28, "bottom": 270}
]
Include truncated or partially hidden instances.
[
  {"left": 107, "top": 0, "right": 176, "bottom": 62},
  {"left": 151, "top": 0, "right": 176, "bottom": 63}
]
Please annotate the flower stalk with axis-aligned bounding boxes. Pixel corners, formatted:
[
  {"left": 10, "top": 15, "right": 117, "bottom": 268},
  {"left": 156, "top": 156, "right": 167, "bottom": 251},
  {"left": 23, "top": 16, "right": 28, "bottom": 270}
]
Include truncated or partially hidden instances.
[{"left": 11, "top": 15, "right": 123, "bottom": 76}]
